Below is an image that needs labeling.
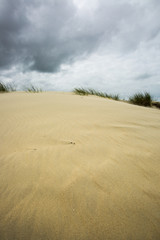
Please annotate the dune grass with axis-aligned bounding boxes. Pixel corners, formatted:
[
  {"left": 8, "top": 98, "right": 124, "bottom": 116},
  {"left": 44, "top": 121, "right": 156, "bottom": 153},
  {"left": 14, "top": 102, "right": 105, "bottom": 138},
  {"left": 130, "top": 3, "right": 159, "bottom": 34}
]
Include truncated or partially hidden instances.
[
  {"left": 0, "top": 82, "right": 16, "bottom": 92},
  {"left": 108, "top": 94, "right": 120, "bottom": 101},
  {"left": 73, "top": 88, "right": 89, "bottom": 95},
  {"left": 24, "top": 85, "right": 42, "bottom": 93},
  {"left": 1, "top": 83, "right": 157, "bottom": 109},
  {"left": 152, "top": 101, "right": 160, "bottom": 109},
  {"left": 129, "top": 92, "right": 152, "bottom": 107},
  {"left": 73, "top": 88, "right": 155, "bottom": 107},
  {"left": 0, "top": 82, "right": 8, "bottom": 92},
  {"left": 73, "top": 88, "right": 120, "bottom": 101}
]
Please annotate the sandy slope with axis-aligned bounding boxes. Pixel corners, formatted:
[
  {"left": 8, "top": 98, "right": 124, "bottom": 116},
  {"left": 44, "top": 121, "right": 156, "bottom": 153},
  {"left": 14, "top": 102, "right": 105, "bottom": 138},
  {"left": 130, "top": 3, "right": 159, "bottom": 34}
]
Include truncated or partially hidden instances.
[{"left": 0, "top": 92, "right": 160, "bottom": 240}]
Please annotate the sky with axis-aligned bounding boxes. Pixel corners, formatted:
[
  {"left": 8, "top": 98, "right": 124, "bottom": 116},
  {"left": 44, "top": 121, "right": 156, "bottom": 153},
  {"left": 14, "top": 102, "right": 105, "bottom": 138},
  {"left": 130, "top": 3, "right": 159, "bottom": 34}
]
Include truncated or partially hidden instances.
[{"left": 0, "top": 0, "right": 160, "bottom": 99}]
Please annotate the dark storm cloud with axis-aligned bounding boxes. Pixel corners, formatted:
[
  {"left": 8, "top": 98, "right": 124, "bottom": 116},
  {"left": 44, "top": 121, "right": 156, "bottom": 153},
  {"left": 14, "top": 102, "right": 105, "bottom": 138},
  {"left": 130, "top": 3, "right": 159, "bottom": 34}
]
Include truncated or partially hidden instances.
[
  {"left": 0, "top": 0, "right": 27, "bottom": 67},
  {"left": 0, "top": 0, "right": 160, "bottom": 73},
  {"left": 0, "top": 0, "right": 77, "bottom": 72}
]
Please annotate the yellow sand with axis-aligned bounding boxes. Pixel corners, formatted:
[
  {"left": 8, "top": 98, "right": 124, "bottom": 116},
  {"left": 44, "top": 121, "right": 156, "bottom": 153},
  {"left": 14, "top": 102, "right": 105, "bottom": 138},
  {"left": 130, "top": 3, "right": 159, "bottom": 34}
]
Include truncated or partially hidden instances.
[{"left": 0, "top": 92, "right": 160, "bottom": 240}]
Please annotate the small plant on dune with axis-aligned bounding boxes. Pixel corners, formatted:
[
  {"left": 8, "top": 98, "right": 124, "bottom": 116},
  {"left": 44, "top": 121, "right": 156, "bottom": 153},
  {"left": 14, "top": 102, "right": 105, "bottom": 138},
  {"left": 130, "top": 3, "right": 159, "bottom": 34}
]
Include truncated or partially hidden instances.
[
  {"left": 129, "top": 92, "right": 152, "bottom": 107},
  {"left": 0, "top": 82, "right": 8, "bottom": 92},
  {"left": 152, "top": 101, "right": 160, "bottom": 109},
  {"left": 108, "top": 94, "right": 120, "bottom": 101},
  {"left": 0, "top": 82, "right": 16, "bottom": 92},
  {"left": 95, "top": 91, "right": 107, "bottom": 98},
  {"left": 87, "top": 88, "right": 96, "bottom": 95},
  {"left": 73, "top": 88, "right": 89, "bottom": 95},
  {"left": 73, "top": 88, "right": 119, "bottom": 100},
  {"left": 24, "top": 85, "right": 42, "bottom": 93}
]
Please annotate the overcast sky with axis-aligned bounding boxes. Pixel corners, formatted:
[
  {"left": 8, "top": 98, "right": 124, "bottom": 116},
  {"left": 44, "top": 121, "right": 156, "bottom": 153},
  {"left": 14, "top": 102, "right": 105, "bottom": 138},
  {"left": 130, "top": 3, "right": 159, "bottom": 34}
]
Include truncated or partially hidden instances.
[{"left": 0, "top": 0, "right": 160, "bottom": 99}]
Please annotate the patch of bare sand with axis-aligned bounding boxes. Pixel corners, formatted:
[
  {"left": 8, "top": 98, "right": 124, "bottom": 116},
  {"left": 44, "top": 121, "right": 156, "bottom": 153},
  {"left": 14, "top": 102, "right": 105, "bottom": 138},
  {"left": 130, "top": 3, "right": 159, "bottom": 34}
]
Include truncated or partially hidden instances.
[{"left": 0, "top": 92, "right": 160, "bottom": 240}]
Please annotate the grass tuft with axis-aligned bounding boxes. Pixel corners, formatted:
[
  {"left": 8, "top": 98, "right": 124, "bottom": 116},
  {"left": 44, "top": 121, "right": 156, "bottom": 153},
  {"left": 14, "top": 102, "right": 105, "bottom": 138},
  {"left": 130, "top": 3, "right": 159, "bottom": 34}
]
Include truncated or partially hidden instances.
[
  {"left": 0, "top": 82, "right": 16, "bottom": 92},
  {"left": 73, "top": 88, "right": 89, "bottom": 95},
  {"left": 24, "top": 85, "right": 42, "bottom": 93},
  {"left": 129, "top": 92, "right": 152, "bottom": 107},
  {"left": 73, "top": 88, "right": 119, "bottom": 100},
  {"left": 152, "top": 101, "right": 160, "bottom": 109},
  {"left": 108, "top": 94, "right": 120, "bottom": 101},
  {"left": 0, "top": 82, "right": 8, "bottom": 92}
]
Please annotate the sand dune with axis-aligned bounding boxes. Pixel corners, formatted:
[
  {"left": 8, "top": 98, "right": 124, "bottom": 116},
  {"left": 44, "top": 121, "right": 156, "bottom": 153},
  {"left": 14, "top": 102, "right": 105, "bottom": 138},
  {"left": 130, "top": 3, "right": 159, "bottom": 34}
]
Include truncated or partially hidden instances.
[{"left": 0, "top": 92, "right": 160, "bottom": 240}]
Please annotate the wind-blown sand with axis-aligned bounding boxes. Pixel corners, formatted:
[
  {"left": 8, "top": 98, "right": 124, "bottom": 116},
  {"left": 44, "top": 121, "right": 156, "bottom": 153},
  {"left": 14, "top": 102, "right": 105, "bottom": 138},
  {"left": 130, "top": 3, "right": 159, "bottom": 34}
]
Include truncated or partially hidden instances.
[{"left": 0, "top": 92, "right": 160, "bottom": 240}]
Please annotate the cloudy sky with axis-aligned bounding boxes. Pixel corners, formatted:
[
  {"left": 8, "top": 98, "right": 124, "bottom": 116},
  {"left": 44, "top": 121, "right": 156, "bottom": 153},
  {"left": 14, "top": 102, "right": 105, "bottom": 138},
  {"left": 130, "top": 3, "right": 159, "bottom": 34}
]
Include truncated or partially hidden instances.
[{"left": 0, "top": 0, "right": 160, "bottom": 99}]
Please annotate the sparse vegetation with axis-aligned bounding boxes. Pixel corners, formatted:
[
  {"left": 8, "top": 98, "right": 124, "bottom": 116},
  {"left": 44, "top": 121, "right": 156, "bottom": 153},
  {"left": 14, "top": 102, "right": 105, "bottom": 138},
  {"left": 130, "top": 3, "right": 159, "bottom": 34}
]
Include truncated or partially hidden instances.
[
  {"left": 73, "top": 88, "right": 159, "bottom": 108},
  {"left": 0, "top": 82, "right": 16, "bottom": 92},
  {"left": 73, "top": 88, "right": 89, "bottom": 95},
  {"left": 73, "top": 88, "right": 119, "bottom": 100},
  {"left": 129, "top": 92, "right": 152, "bottom": 107},
  {"left": 108, "top": 94, "right": 120, "bottom": 101},
  {"left": 152, "top": 101, "right": 160, "bottom": 109},
  {"left": 24, "top": 85, "right": 42, "bottom": 93},
  {"left": 0, "top": 82, "right": 8, "bottom": 92},
  {"left": 1, "top": 83, "right": 158, "bottom": 109}
]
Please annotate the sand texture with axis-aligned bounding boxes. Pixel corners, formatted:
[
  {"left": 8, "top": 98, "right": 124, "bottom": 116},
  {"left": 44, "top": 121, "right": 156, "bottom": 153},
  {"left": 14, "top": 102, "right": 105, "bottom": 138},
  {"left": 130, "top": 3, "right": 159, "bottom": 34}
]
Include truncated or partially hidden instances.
[{"left": 0, "top": 92, "right": 160, "bottom": 240}]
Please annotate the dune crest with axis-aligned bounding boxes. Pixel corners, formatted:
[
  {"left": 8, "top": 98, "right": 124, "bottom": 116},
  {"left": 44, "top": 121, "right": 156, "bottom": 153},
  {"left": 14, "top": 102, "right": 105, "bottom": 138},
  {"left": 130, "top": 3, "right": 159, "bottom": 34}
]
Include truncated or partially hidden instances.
[{"left": 0, "top": 92, "right": 160, "bottom": 240}]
